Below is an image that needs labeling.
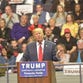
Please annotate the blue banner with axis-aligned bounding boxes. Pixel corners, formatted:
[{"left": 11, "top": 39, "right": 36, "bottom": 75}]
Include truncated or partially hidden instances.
[{"left": 20, "top": 61, "right": 48, "bottom": 77}]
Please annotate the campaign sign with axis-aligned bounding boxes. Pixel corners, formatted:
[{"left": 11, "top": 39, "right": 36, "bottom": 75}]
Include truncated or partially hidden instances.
[{"left": 20, "top": 61, "right": 48, "bottom": 77}]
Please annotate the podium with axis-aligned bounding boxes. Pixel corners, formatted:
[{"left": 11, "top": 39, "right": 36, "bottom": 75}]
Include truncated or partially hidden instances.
[{"left": 17, "top": 61, "right": 56, "bottom": 83}]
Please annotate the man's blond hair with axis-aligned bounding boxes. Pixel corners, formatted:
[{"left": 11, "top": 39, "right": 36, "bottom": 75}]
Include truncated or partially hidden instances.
[{"left": 32, "top": 28, "right": 44, "bottom": 37}]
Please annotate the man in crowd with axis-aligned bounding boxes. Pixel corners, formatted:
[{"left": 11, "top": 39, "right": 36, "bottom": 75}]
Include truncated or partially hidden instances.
[
  {"left": 1, "top": 5, "right": 19, "bottom": 29},
  {"left": 30, "top": 4, "right": 50, "bottom": 26},
  {"left": 11, "top": 14, "right": 30, "bottom": 44}
]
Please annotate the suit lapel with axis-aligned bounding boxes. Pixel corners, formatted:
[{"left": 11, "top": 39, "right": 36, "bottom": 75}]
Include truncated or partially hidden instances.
[
  {"left": 43, "top": 41, "right": 48, "bottom": 59},
  {"left": 32, "top": 42, "right": 38, "bottom": 60}
]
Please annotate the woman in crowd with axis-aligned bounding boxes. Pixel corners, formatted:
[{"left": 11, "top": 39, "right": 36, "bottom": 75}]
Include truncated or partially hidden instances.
[
  {"left": 73, "top": 4, "right": 83, "bottom": 24},
  {"left": 61, "top": 14, "right": 79, "bottom": 38},
  {"left": 70, "top": 0, "right": 83, "bottom": 11},
  {"left": 51, "top": 0, "right": 73, "bottom": 13},
  {"left": 0, "top": 47, "right": 16, "bottom": 65},
  {"left": 0, "top": 47, "right": 8, "bottom": 64},
  {"left": 59, "top": 28, "right": 77, "bottom": 62},
  {"left": 52, "top": 4, "right": 67, "bottom": 28},
  {"left": 48, "top": 18, "right": 61, "bottom": 38},
  {"left": 0, "top": 18, "right": 11, "bottom": 46}
]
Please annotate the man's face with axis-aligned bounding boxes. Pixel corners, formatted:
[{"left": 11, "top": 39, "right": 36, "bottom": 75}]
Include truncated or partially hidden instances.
[
  {"left": 33, "top": 31, "right": 44, "bottom": 43},
  {"left": 45, "top": 28, "right": 52, "bottom": 36},
  {"left": 20, "top": 15, "right": 28, "bottom": 26},
  {"left": 77, "top": 40, "right": 83, "bottom": 50},
  {"left": 36, "top": 5, "right": 43, "bottom": 12},
  {"left": 5, "top": 6, "right": 12, "bottom": 15},
  {"left": 11, "top": 41, "right": 17, "bottom": 48},
  {"left": 33, "top": 16, "right": 39, "bottom": 24}
]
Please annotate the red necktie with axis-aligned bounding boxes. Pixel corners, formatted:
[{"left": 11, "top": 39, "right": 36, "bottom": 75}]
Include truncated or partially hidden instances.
[{"left": 38, "top": 44, "right": 43, "bottom": 61}]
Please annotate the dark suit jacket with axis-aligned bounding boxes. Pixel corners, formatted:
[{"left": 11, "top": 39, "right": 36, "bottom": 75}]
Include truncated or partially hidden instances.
[{"left": 22, "top": 40, "right": 58, "bottom": 61}]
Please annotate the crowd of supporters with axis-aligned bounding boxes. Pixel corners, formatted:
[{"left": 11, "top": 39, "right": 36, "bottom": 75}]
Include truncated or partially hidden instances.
[{"left": 0, "top": 0, "right": 83, "bottom": 69}]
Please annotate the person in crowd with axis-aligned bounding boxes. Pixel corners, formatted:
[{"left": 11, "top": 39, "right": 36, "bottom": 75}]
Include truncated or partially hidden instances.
[
  {"left": 56, "top": 43, "right": 70, "bottom": 64},
  {"left": 0, "top": 46, "right": 16, "bottom": 65},
  {"left": 72, "top": 4, "right": 83, "bottom": 24},
  {"left": 28, "top": 14, "right": 44, "bottom": 33},
  {"left": 53, "top": 43, "right": 70, "bottom": 70},
  {"left": 30, "top": 4, "right": 50, "bottom": 26},
  {"left": 9, "top": 39, "right": 21, "bottom": 57},
  {"left": 48, "top": 18, "right": 61, "bottom": 38},
  {"left": 44, "top": 27, "right": 55, "bottom": 41},
  {"left": 53, "top": 0, "right": 83, "bottom": 12},
  {"left": 11, "top": 14, "right": 30, "bottom": 44},
  {"left": 51, "top": 0, "right": 72, "bottom": 13},
  {"left": 0, "top": 18, "right": 11, "bottom": 45},
  {"left": 16, "top": 43, "right": 27, "bottom": 62},
  {"left": 76, "top": 28, "right": 83, "bottom": 62},
  {"left": 70, "top": 0, "right": 83, "bottom": 11},
  {"left": 78, "top": 28, "right": 83, "bottom": 40},
  {"left": 60, "top": 28, "right": 77, "bottom": 54},
  {"left": 52, "top": 4, "right": 67, "bottom": 28},
  {"left": 44, "top": 27, "right": 59, "bottom": 44},
  {"left": 1, "top": 5, "right": 19, "bottom": 29},
  {"left": 22, "top": 28, "right": 58, "bottom": 61},
  {"left": 0, "top": 47, "right": 8, "bottom": 64},
  {"left": 61, "top": 14, "right": 79, "bottom": 38},
  {"left": 59, "top": 28, "right": 77, "bottom": 62}
]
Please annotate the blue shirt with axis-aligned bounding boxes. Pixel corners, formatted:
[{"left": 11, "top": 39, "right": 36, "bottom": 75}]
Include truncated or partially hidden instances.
[{"left": 77, "top": 50, "right": 81, "bottom": 62}]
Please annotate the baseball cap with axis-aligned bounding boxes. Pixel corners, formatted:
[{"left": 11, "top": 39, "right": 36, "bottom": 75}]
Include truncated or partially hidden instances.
[{"left": 64, "top": 28, "right": 70, "bottom": 33}]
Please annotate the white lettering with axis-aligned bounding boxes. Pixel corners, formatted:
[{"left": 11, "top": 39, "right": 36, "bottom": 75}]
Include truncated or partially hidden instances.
[
  {"left": 26, "top": 64, "right": 30, "bottom": 68},
  {"left": 21, "top": 64, "right": 25, "bottom": 69},
  {"left": 36, "top": 63, "right": 41, "bottom": 68},
  {"left": 31, "top": 64, "right": 35, "bottom": 68},
  {"left": 41, "top": 63, "right": 45, "bottom": 68},
  {"left": 21, "top": 62, "right": 46, "bottom": 69}
]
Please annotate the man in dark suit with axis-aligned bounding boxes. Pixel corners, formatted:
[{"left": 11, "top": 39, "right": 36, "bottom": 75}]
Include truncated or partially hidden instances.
[{"left": 22, "top": 28, "right": 58, "bottom": 61}]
